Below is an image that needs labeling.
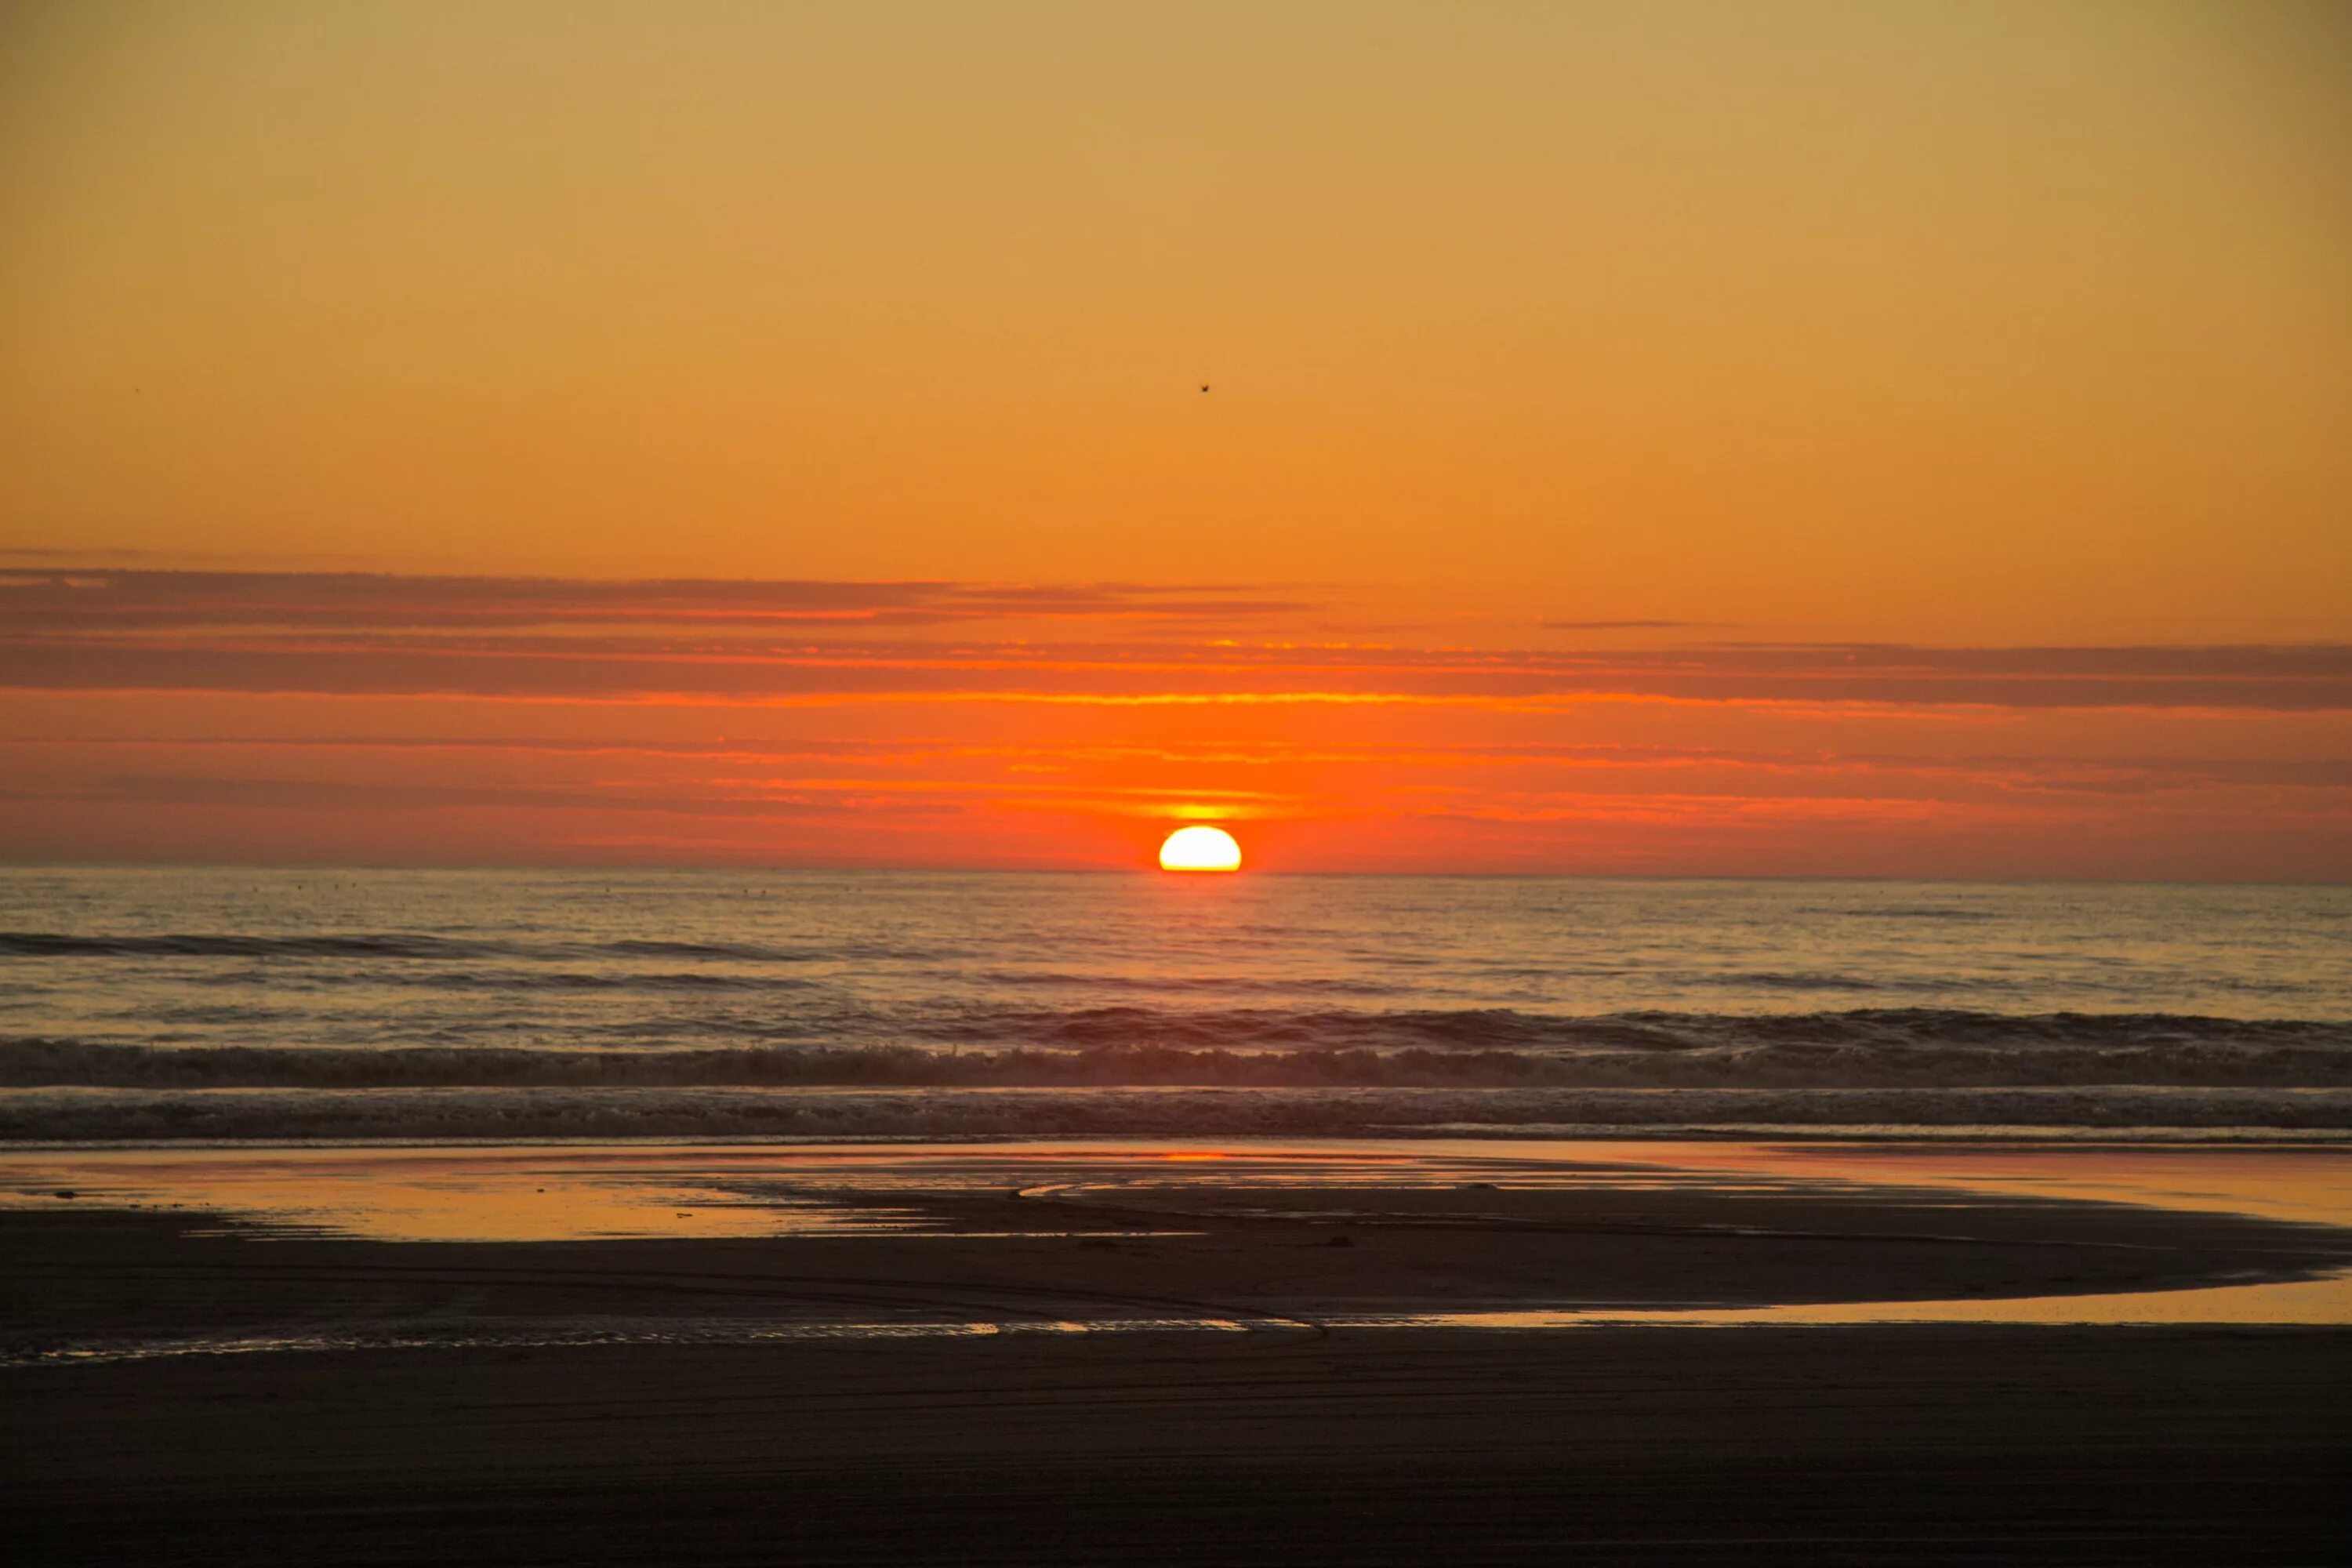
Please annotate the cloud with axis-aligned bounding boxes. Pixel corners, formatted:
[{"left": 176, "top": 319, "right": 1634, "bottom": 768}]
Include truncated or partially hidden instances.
[
  {"left": 3, "top": 633, "right": 2348, "bottom": 710},
  {"left": 3, "top": 570, "right": 2350, "bottom": 710},
  {"left": 0, "top": 568, "right": 1318, "bottom": 631},
  {"left": 0, "top": 547, "right": 166, "bottom": 560}
]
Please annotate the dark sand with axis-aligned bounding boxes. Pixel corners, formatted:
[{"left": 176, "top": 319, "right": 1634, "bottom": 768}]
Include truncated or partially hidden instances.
[
  {"left": 5, "top": 1144, "right": 2350, "bottom": 1563},
  {"left": 8, "top": 1327, "right": 2350, "bottom": 1565}
]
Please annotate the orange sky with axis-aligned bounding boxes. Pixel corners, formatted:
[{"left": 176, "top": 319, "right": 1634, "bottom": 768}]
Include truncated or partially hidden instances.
[{"left": 3, "top": 3, "right": 2348, "bottom": 874}]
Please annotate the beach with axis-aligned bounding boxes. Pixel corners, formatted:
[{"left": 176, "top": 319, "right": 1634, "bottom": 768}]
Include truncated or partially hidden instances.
[
  {"left": 13, "top": 1326, "right": 2348, "bottom": 1566},
  {"left": 6, "top": 874, "right": 2351, "bottom": 1559},
  {"left": 13, "top": 0, "right": 2352, "bottom": 1555},
  {"left": 6, "top": 1138, "right": 2350, "bottom": 1563}
]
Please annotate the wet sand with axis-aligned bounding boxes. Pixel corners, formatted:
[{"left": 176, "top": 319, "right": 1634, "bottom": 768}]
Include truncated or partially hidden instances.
[
  {"left": 5, "top": 1140, "right": 2351, "bottom": 1562},
  {"left": 5, "top": 1327, "right": 2348, "bottom": 1566}
]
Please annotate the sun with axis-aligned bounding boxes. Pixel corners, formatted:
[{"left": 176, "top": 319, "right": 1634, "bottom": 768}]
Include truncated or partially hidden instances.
[{"left": 1158, "top": 825, "right": 1242, "bottom": 873}]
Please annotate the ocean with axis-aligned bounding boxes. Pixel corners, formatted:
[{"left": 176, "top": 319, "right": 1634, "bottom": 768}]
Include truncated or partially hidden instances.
[{"left": 3, "top": 868, "right": 2348, "bottom": 1142}]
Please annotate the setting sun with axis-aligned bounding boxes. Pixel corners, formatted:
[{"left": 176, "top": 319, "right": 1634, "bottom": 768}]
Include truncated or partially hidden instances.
[
  {"left": 5, "top": 6, "right": 2349, "bottom": 1561},
  {"left": 1159, "top": 826, "right": 1242, "bottom": 873}
]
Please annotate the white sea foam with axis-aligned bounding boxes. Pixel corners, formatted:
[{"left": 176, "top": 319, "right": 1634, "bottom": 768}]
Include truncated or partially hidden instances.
[
  {"left": 4, "top": 869, "right": 2347, "bottom": 1139},
  {"left": 6, "top": 1083, "right": 2350, "bottom": 1142}
]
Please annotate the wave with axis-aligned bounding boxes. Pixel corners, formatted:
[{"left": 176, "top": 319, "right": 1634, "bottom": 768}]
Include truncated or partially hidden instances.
[
  {"left": 5, "top": 1007, "right": 2348, "bottom": 1091},
  {"left": 0, "top": 931, "right": 510, "bottom": 960},
  {"left": 1683, "top": 971, "right": 1892, "bottom": 992},
  {"left": 970, "top": 971, "right": 1403, "bottom": 996},
  {"left": 596, "top": 938, "right": 806, "bottom": 961},
  {"left": 1794, "top": 906, "right": 2002, "bottom": 923},
  {"left": 4, "top": 1084, "right": 2348, "bottom": 1142},
  {"left": 0, "top": 931, "right": 935, "bottom": 964},
  {"left": 888, "top": 1005, "right": 2352, "bottom": 1058},
  {"left": 303, "top": 969, "right": 822, "bottom": 995}
]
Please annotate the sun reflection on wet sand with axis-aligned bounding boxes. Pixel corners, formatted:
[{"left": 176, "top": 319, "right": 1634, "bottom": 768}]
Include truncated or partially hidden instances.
[
  {"left": 1367, "top": 1269, "right": 2352, "bottom": 1330},
  {"left": 0, "top": 1145, "right": 938, "bottom": 1241},
  {"left": 5, "top": 1138, "right": 2350, "bottom": 1330}
]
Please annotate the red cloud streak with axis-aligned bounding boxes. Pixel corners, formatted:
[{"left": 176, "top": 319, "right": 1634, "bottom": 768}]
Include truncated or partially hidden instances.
[{"left": 2, "top": 571, "right": 2346, "bottom": 875}]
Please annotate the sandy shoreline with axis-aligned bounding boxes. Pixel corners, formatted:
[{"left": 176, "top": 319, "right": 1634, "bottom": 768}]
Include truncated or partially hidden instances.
[
  {"left": 7, "top": 1138, "right": 2351, "bottom": 1562},
  {"left": 9, "top": 1139, "right": 2352, "bottom": 1348}
]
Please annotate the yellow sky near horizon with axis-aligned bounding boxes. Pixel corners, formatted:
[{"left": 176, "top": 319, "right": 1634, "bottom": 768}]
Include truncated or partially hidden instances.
[{"left": 5, "top": 0, "right": 2350, "bottom": 644}]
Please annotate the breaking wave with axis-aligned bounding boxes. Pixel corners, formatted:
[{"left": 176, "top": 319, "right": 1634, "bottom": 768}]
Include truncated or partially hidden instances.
[
  {"left": 5, "top": 1085, "right": 2349, "bottom": 1142},
  {"left": 8, "top": 876, "right": 2350, "bottom": 1139},
  {"left": 5, "top": 1008, "right": 2347, "bottom": 1093}
]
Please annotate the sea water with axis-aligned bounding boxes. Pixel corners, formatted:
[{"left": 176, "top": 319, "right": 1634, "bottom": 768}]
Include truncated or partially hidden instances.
[{"left": 2, "top": 869, "right": 2347, "bottom": 1140}]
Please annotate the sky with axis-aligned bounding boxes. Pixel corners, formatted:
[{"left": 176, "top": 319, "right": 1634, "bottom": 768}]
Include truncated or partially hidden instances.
[{"left": 3, "top": 1, "right": 2348, "bottom": 874}]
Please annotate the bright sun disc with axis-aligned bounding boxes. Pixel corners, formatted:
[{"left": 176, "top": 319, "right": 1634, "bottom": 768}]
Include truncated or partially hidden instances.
[{"left": 1159, "top": 826, "right": 1242, "bottom": 872}]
